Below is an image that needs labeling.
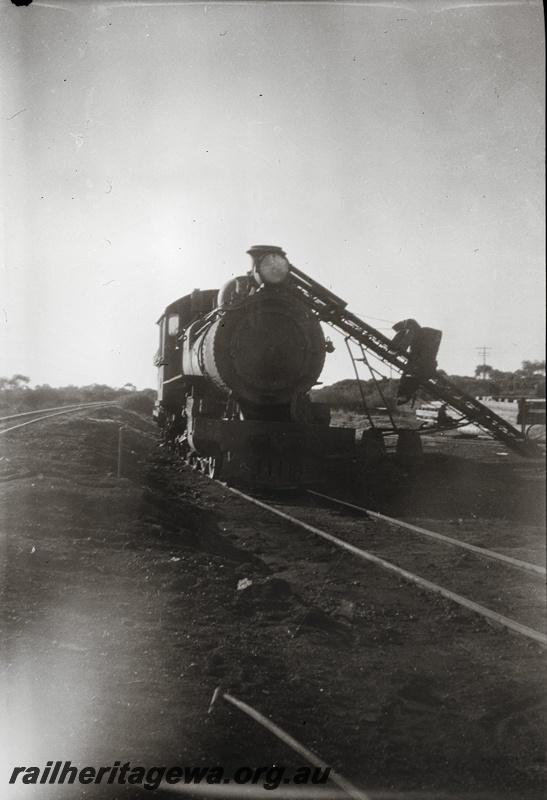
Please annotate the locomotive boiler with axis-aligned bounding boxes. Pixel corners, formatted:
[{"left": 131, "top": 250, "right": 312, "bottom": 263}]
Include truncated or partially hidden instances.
[{"left": 154, "top": 246, "right": 355, "bottom": 487}]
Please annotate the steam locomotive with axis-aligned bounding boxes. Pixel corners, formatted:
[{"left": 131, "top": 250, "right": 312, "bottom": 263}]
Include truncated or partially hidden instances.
[{"left": 153, "top": 246, "right": 355, "bottom": 487}]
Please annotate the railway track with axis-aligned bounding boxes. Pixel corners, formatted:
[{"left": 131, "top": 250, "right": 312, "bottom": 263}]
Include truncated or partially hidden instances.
[
  {"left": 221, "top": 483, "right": 546, "bottom": 646},
  {"left": 0, "top": 401, "right": 117, "bottom": 434},
  {"left": 307, "top": 489, "right": 545, "bottom": 576},
  {"left": 162, "top": 460, "right": 545, "bottom": 796}
]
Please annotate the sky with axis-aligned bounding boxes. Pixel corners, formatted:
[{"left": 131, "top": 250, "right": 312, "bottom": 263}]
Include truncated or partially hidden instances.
[{"left": 0, "top": 0, "right": 544, "bottom": 390}]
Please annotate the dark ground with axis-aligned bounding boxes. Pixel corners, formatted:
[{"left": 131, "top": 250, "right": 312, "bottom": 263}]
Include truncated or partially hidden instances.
[{"left": 1, "top": 408, "right": 545, "bottom": 800}]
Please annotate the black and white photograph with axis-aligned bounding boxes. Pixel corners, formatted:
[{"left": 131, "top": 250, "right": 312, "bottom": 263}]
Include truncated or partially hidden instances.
[{"left": 1, "top": 1, "right": 545, "bottom": 799}]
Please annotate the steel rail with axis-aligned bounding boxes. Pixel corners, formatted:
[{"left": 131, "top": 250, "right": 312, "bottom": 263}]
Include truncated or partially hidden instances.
[
  {"left": 209, "top": 689, "right": 370, "bottom": 800},
  {"left": 0, "top": 401, "right": 116, "bottom": 423},
  {"left": 307, "top": 490, "right": 546, "bottom": 577},
  {"left": 0, "top": 404, "right": 116, "bottom": 435},
  {"left": 224, "top": 485, "right": 547, "bottom": 647}
]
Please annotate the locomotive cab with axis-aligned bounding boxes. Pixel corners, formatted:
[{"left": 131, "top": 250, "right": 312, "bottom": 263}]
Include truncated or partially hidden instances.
[{"left": 153, "top": 289, "right": 217, "bottom": 422}]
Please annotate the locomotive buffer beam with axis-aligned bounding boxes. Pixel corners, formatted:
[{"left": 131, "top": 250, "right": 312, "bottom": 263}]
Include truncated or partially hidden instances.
[
  {"left": 287, "top": 264, "right": 542, "bottom": 459},
  {"left": 189, "top": 416, "right": 355, "bottom": 487}
]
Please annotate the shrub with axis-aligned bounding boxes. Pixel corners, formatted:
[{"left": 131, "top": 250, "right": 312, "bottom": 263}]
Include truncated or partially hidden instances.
[{"left": 119, "top": 389, "right": 155, "bottom": 416}]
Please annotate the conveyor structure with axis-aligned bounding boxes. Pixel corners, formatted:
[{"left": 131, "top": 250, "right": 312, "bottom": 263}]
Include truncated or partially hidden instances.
[{"left": 288, "top": 262, "right": 543, "bottom": 459}]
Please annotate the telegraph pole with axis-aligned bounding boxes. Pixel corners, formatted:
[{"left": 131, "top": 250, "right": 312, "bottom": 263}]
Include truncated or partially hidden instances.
[{"left": 476, "top": 346, "right": 492, "bottom": 381}]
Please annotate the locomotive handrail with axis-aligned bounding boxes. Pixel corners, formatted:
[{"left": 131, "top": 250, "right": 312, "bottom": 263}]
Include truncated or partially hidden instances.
[{"left": 286, "top": 264, "right": 543, "bottom": 458}]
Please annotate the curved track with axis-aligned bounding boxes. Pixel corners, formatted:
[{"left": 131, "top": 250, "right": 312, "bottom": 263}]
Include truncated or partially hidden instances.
[{"left": 0, "top": 402, "right": 117, "bottom": 434}]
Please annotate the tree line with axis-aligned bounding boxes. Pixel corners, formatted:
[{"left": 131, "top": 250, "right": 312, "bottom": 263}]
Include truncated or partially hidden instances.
[
  {"left": 1, "top": 359, "right": 544, "bottom": 418},
  {"left": 311, "top": 360, "right": 545, "bottom": 413},
  {"left": 472, "top": 360, "right": 545, "bottom": 397},
  {"left": 0, "top": 376, "right": 155, "bottom": 417}
]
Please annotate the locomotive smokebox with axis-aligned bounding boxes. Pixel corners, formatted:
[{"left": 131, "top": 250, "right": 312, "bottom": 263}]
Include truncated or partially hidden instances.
[{"left": 201, "top": 292, "right": 326, "bottom": 406}]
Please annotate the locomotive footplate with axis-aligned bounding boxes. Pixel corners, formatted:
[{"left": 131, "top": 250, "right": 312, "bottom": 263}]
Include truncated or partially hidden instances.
[{"left": 188, "top": 417, "right": 355, "bottom": 488}]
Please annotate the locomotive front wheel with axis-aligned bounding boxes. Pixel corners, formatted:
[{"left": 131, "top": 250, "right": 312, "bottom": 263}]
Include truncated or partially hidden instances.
[
  {"left": 186, "top": 452, "right": 199, "bottom": 470},
  {"left": 206, "top": 455, "right": 223, "bottom": 479},
  {"left": 177, "top": 438, "right": 190, "bottom": 459}
]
